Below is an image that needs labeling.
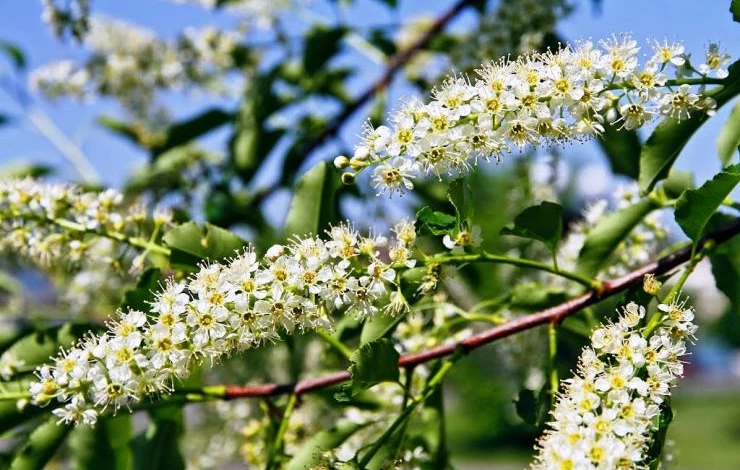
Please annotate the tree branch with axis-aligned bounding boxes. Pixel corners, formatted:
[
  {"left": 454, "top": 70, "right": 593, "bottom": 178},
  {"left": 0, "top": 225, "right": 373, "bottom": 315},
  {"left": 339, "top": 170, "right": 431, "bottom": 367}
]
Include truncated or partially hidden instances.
[{"left": 222, "top": 217, "right": 740, "bottom": 399}]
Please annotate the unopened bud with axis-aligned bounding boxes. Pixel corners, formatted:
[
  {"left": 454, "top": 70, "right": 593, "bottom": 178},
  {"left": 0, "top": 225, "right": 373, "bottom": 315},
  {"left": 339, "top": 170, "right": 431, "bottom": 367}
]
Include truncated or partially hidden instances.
[
  {"left": 643, "top": 274, "right": 662, "bottom": 296},
  {"left": 333, "top": 155, "right": 350, "bottom": 169},
  {"left": 341, "top": 172, "right": 356, "bottom": 185},
  {"left": 349, "top": 158, "right": 365, "bottom": 171}
]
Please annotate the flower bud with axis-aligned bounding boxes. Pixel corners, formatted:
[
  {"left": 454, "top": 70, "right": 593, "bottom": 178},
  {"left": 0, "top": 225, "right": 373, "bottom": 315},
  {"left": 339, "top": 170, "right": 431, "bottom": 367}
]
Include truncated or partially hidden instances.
[
  {"left": 643, "top": 274, "right": 662, "bottom": 296},
  {"left": 341, "top": 172, "right": 356, "bottom": 185},
  {"left": 333, "top": 155, "right": 350, "bottom": 169}
]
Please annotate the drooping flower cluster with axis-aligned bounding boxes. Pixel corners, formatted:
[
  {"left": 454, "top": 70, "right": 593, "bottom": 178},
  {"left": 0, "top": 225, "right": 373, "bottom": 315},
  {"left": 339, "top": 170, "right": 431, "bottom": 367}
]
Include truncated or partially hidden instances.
[
  {"left": 31, "top": 16, "right": 244, "bottom": 117},
  {"left": 348, "top": 36, "right": 729, "bottom": 195},
  {"left": 42, "top": 0, "right": 91, "bottom": 40},
  {"left": 0, "top": 178, "right": 167, "bottom": 271},
  {"left": 530, "top": 299, "right": 697, "bottom": 470},
  {"left": 30, "top": 220, "right": 419, "bottom": 425}
]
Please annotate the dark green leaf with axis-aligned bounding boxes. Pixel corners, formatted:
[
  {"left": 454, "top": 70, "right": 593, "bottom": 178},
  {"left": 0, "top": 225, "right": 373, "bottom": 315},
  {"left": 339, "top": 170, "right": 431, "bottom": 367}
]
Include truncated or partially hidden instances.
[
  {"left": 284, "top": 162, "right": 339, "bottom": 237},
  {"left": 69, "top": 415, "right": 132, "bottom": 470},
  {"left": 596, "top": 123, "right": 641, "bottom": 179},
  {"left": 674, "top": 164, "right": 740, "bottom": 240},
  {"left": 707, "top": 214, "right": 740, "bottom": 311},
  {"left": 285, "top": 422, "right": 366, "bottom": 470},
  {"left": 639, "top": 59, "right": 740, "bottom": 192},
  {"left": 9, "top": 418, "right": 70, "bottom": 470},
  {"left": 417, "top": 206, "right": 457, "bottom": 236},
  {"left": 367, "top": 28, "right": 397, "bottom": 57},
  {"left": 163, "top": 222, "right": 246, "bottom": 269},
  {"left": 515, "top": 388, "right": 538, "bottom": 425},
  {"left": 500, "top": 201, "right": 563, "bottom": 252},
  {"left": 133, "top": 406, "right": 185, "bottom": 470},
  {"left": 717, "top": 102, "right": 740, "bottom": 166},
  {"left": 97, "top": 116, "right": 141, "bottom": 145},
  {"left": 448, "top": 178, "right": 473, "bottom": 223},
  {"left": 303, "top": 26, "right": 347, "bottom": 75},
  {"left": 576, "top": 198, "right": 659, "bottom": 276},
  {"left": 0, "top": 40, "right": 26, "bottom": 70},
  {"left": 732, "top": 0, "right": 740, "bottom": 21},
  {"left": 152, "top": 108, "right": 233, "bottom": 157},
  {"left": 375, "top": 0, "right": 398, "bottom": 7},
  {"left": 121, "top": 268, "right": 163, "bottom": 312},
  {"left": 642, "top": 403, "right": 673, "bottom": 467}
]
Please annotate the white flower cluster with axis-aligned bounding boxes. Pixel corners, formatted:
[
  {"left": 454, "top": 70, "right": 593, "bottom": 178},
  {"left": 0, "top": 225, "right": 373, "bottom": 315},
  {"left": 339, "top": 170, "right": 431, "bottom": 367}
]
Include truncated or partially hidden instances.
[
  {"left": 31, "top": 16, "right": 243, "bottom": 116},
  {"left": 30, "top": 220, "right": 418, "bottom": 425},
  {"left": 42, "top": 0, "right": 91, "bottom": 40},
  {"left": 0, "top": 178, "right": 164, "bottom": 271},
  {"left": 349, "top": 36, "right": 729, "bottom": 195},
  {"left": 530, "top": 299, "right": 697, "bottom": 470}
]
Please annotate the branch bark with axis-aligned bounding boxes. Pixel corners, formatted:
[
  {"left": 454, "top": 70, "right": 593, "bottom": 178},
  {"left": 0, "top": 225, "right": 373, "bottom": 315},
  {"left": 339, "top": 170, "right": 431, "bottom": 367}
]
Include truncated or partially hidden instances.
[{"left": 223, "top": 217, "right": 740, "bottom": 399}]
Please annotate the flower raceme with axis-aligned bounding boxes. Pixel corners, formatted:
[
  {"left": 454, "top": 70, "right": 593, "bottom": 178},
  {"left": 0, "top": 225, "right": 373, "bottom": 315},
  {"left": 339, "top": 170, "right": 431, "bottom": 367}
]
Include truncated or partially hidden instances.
[
  {"left": 529, "top": 300, "right": 697, "bottom": 470},
  {"left": 344, "top": 36, "right": 730, "bottom": 195},
  {"left": 0, "top": 178, "right": 168, "bottom": 271},
  {"left": 30, "top": 220, "right": 418, "bottom": 425}
]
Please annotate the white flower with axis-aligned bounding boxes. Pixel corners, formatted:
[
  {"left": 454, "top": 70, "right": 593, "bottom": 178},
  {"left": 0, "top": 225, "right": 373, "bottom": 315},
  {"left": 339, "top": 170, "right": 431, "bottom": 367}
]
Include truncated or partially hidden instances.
[{"left": 698, "top": 43, "right": 731, "bottom": 78}]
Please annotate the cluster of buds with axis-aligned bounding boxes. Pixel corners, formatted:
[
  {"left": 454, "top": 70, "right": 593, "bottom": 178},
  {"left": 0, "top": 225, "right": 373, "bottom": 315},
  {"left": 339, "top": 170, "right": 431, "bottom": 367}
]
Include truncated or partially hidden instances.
[
  {"left": 530, "top": 299, "right": 697, "bottom": 469},
  {"left": 30, "top": 220, "right": 419, "bottom": 425},
  {"left": 349, "top": 35, "right": 729, "bottom": 195}
]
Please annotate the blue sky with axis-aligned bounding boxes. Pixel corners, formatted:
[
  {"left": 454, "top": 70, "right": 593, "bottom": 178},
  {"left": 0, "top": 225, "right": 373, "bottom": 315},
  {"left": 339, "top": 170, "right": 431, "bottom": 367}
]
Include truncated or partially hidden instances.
[{"left": 0, "top": 0, "right": 737, "bottom": 192}]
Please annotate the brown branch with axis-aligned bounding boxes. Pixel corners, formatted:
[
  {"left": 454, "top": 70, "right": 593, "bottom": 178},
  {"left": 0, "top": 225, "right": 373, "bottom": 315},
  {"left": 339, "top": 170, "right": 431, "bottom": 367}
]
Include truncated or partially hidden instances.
[{"left": 223, "top": 217, "right": 740, "bottom": 399}]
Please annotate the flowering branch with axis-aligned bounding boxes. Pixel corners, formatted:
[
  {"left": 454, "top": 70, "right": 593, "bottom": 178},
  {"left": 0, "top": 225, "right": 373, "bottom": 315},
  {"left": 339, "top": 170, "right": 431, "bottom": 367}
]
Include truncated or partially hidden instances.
[{"left": 219, "top": 216, "right": 740, "bottom": 399}]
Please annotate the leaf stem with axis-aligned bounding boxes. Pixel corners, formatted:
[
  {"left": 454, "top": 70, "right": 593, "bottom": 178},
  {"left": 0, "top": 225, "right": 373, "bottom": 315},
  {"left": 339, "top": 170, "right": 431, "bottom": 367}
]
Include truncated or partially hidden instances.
[
  {"left": 315, "top": 329, "right": 353, "bottom": 360},
  {"left": 548, "top": 322, "right": 558, "bottom": 397},
  {"left": 266, "top": 394, "right": 298, "bottom": 470}
]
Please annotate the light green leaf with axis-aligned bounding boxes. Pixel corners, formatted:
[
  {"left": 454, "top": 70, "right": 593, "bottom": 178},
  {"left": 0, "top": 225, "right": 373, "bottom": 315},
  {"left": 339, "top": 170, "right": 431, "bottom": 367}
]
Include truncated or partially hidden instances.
[
  {"left": 0, "top": 379, "right": 45, "bottom": 434},
  {"left": 2, "top": 324, "right": 92, "bottom": 369},
  {"left": 500, "top": 201, "right": 563, "bottom": 253},
  {"left": 717, "top": 102, "right": 740, "bottom": 166},
  {"left": 9, "top": 417, "right": 70, "bottom": 470},
  {"left": 576, "top": 198, "right": 659, "bottom": 277},
  {"left": 284, "top": 162, "right": 339, "bottom": 237},
  {"left": 674, "top": 163, "right": 740, "bottom": 240},
  {"left": 662, "top": 170, "right": 694, "bottom": 199},
  {"left": 336, "top": 339, "right": 399, "bottom": 401},
  {"left": 597, "top": 122, "right": 642, "bottom": 179},
  {"left": 416, "top": 206, "right": 457, "bottom": 236},
  {"left": 163, "top": 221, "right": 246, "bottom": 269},
  {"left": 285, "top": 422, "right": 366, "bottom": 470},
  {"left": 448, "top": 177, "right": 474, "bottom": 223},
  {"left": 69, "top": 415, "right": 132, "bottom": 470},
  {"left": 359, "top": 314, "right": 403, "bottom": 345},
  {"left": 639, "top": 59, "right": 740, "bottom": 192},
  {"left": 706, "top": 213, "right": 740, "bottom": 311}
]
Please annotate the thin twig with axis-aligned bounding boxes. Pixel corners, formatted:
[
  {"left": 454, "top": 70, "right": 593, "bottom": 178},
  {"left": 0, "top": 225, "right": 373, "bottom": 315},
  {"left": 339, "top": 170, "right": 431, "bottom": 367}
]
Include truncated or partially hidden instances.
[{"left": 221, "top": 217, "right": 740, "bottom": 399}]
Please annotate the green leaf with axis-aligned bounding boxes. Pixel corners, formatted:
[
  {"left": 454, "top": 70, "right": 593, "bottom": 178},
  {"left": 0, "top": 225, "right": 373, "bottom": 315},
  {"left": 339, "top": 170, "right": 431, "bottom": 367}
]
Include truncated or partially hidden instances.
[
  {"left": 9, "top": 417, "right": 70, "bottom": 470},
  {"left": 674, "top": 163, "right": 740, "bottom": 240},
  {"left": 69, "top": 415, "right": 132, "bottom": 470},
  {"left": 639, "top": 59, "right": 740, "bottom": 192},
  {"left": 303, "top": 26, "right": 347, "bottom": 75},
  {"left": 97, "top": 115, "right": 142, "bottom": 146},
  {"left": 500, "top": 201, "right": 563, "bottom": 252},
  {"left": 596, "top": 123, "right": 642, "bottom": 179},
  {"left": 576, "top": 198, "right": 659, "bottom": 277},
  {"left": 3, "top": 323, "right": 93, "bottom": 369},
  {"left": 732, "top": 0, "right": 740, "bottom": 21},
  {"left": 515, "top": 384, "right": 551, "bottom": 428},
  {"left": 448, "top": 177, "right": 473, "bottom": 223},
  {"left": 416, "top": 206, "right": 457, "bottom": 236},
  {"left": 707, "top": 214, "right": 740, "bottom": 311},
  {"left": 359, "top": 314, "right": 403, "bottom": 345},
  {"left": 152, "top": 108, "right": 233, "bottom": 157},
  {"left": 0, "top": 40, "right": 26, "bottom": 70},
  {"left": 133, "top": 406, "right": 185, "bottom": 470},
  {"left": 121, "top": 268, "right": 163, "bottom": 312},
  {"left": 0, "top": 379, "right": 45, "bottom": 434},
  {"left": 717, "top": 102, "right": 740, "bottom": 166},
  {"left": 662, "top": 170, "right": 694, "bottom": 199},
  {"left": 510, "top": 283, "right": 568, "bottom": 311},
  {"left": 284, "top": 162, "right": 339, "bottom": 237},
  {"left": 0, "top": 162, "right": 53, "bottom": 179},
  {"left": 285, "top": 422, "right": 366, "bottom": 470},
  {"left": 163, "top": 221, "right": 246, "bottom": 269},
  {"left": 642, "top": 403, "right": 673, "bottom": 467},
  {"left": 337, "top": 339, "right": 399, "bottom": 401}
]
